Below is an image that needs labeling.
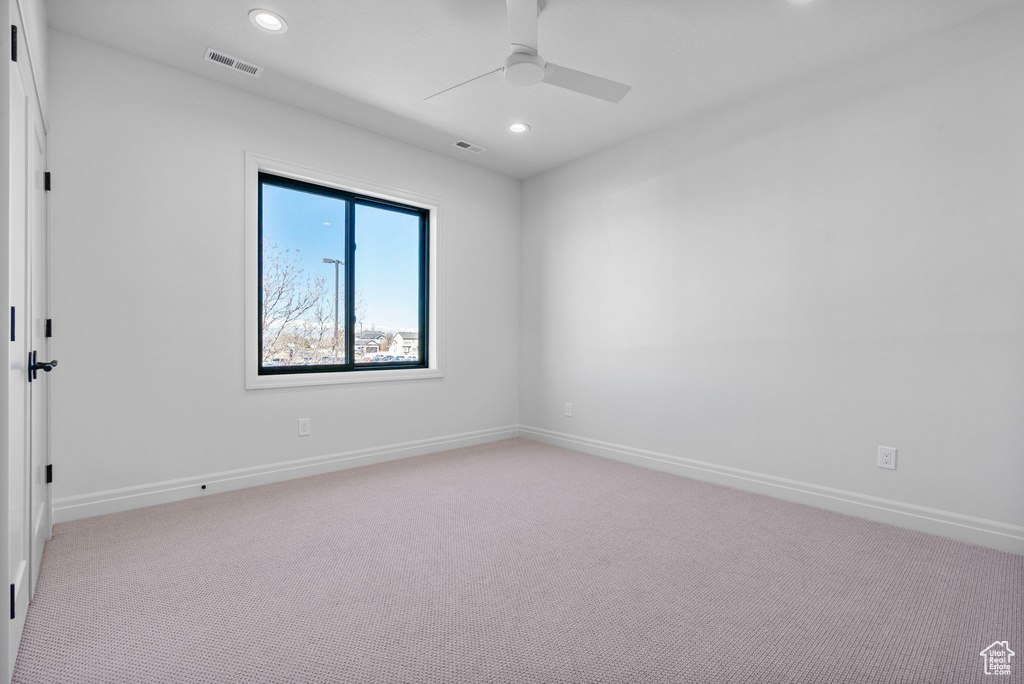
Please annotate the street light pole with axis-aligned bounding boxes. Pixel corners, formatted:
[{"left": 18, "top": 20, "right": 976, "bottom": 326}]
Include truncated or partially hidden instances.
[{"left": 322, "top": 258, "right": 344, "bottom": 359}]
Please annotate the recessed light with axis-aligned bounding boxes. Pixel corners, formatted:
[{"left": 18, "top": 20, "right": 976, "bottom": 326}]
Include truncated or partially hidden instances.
[
  {"left": 508, "top": 122, "right": 530, "bottom": 134},
  {"left": 249, "top": 9, "right": 287, "bottom": 33},
  {"left": 322, "top": 222, "right": 332, "bottom": 226},
  {"left": 786, "top": 0, "right": 817, "bottom": 4}
]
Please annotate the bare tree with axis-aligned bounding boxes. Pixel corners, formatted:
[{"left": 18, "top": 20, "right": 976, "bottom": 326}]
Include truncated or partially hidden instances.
[
  {"left": 296, "top": 296, "right": 338, "bottom": 363},
  {"left": 261, "top": 244, "right": 326, "bottom": 363},
  {"left": 354, "top": 292, "right": 368, "bottom": 335}
]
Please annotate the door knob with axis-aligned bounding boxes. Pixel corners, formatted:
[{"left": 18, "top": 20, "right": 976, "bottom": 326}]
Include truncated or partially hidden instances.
[{"left": 28, "top": 351, "right": 58, "bottom": 381}]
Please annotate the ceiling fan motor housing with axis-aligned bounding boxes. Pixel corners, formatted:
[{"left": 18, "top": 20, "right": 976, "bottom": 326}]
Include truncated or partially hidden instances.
[{"left": 503, "top": 51, "right": 546, "bottom": 86}]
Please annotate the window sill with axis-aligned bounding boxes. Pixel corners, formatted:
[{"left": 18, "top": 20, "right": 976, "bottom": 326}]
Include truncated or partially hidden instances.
[{"left": 246, "top": 367, "right": 443, "bottom": 390}]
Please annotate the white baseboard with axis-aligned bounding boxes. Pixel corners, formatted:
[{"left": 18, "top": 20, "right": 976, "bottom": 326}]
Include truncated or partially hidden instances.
[
  {"left": 53, "top": 423, "right": 1024, "bottom": 555},
  {"left": 519, "top": 425, "right": 1024, "bottom": 555},
  {"left": 53, "top": 425, "right": 520, "bottom": 524}
]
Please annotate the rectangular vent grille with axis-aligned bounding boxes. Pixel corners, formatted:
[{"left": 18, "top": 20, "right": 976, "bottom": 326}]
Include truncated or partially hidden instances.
[
  {"left": 204, "top": 48, "right": 264, "bottom": 78},
  {"left": 453, "top": 140, "right": 487, "bottom": 154}
]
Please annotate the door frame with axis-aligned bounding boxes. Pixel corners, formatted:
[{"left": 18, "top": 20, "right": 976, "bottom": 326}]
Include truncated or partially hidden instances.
[{"left": 1, "top": 0, "right": 15, "bottom": 677}]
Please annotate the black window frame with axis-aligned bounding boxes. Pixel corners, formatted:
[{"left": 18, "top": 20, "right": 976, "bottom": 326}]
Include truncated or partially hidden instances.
[{"left": 258, "top": 172, "right": 429, "bottom": 375}]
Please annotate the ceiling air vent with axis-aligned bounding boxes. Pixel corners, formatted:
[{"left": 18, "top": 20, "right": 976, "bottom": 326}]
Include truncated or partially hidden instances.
[
  {"left": 204, "top": 48, "right": 264, "bottom": 78},
  {"left": 452, "top": 140, "right": 487, "bottom": 154}
]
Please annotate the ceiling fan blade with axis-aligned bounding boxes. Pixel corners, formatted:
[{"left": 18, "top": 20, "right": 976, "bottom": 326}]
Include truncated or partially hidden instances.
[
  {"left": 424, "top": 68, "right": 502, "bottom": 103},
  {"left": 507, "top": 0, "right": 539, "bottom": 53},
  {"left": 542, "top": 63, "right": 631, "bottom": 103}
]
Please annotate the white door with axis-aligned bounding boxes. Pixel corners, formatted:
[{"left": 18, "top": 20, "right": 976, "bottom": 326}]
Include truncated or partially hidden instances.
[
  {"left": 6, "top": 4, "right": 50, "bottom": 677},
  {"left": 6, "top": 23, "right": 31, "bottom": 673},
  {"left": 27, "top": 68, "right": 50, "bottom": 594}
]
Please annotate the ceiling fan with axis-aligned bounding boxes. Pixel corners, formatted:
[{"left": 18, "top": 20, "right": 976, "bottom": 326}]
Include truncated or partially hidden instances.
[{"left": 424, "top": 0, "right": 631, "bottom": 104}]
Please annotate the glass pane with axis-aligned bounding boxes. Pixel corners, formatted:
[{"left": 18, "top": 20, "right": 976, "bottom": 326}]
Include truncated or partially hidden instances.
[
  {"left": 354, "top": 203, "right": 423, "bottom": 364},
  {"left": 261, "top": 182, "right": 348, "bottom": 368}
]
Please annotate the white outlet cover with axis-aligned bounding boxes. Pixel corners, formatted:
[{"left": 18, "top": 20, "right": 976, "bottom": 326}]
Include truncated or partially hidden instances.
[
  {"left": 298, "top": 418, "right": 311, "bottom": 436},
  {"left": 878, "top": 446, "right": 897, "bottom": 470},
  {"left": 565, "top": 402, "right": 573, "bottom": 417}
]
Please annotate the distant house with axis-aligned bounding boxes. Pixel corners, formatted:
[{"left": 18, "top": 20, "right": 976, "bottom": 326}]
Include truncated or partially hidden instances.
[
  {"left": 394, "top": 331, "right": 419, "bottom": 357},
  {"left": 355, "top": 331, "right": 385, "bottom": 358},
  {"left": 354, "top": 330, "right": 418, "bottom": 360}
]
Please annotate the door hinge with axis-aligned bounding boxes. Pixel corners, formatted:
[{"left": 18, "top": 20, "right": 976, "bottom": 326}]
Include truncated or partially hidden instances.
[
  {"left": 10, "top": 25, "right": 17, "bottom": 62},
  {"left": 44, "top": 171, "right": 51, "bottom": 191},
  {"left": 45, "top": 318, "right": 52, "bottom": 337},
  {"left": 9, "top": 583, "right": 13, "bottom": 620},
  {"left": 45, "top": 464, "right": 53, "bottom": 484},
  {"left": 10, "top": 306, "right": 14, "bottom": 341}
]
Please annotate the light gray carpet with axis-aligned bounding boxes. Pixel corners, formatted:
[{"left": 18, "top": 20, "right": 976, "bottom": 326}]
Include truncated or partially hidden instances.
[{"left": 13, "top": 438, "right": 1023, "bottom": 683}]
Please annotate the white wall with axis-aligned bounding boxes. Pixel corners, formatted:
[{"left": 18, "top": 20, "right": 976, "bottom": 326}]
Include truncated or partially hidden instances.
[
  {"left": 45, "top": 19, "right": 1024, "bottom": 551},
  {"left": 521, "top": 32, "right": 1024, "bottom": 542},
  {"left": 47, "top": 31, "right": 520, "bottom": 513}
]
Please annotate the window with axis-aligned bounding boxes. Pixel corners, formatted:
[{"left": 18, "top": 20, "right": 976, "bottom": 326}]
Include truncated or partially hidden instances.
[{"left": 246, "top": 156, "right": 439, "bottom": 389}]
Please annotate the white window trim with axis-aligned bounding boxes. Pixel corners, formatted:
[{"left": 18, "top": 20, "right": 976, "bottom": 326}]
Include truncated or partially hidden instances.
[{"left": 244, "top": 152, "right": 443, "bottom": 389}]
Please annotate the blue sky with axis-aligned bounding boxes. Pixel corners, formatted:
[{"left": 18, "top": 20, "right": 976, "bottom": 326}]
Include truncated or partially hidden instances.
[{"left": 262, "top": 183, "right": 421, "bottom": 331}]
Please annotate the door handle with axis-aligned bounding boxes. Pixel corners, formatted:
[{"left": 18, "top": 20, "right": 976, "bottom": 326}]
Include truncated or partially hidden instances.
[{"left": 28, "top": 350, "right": 58, "bottom": 381}]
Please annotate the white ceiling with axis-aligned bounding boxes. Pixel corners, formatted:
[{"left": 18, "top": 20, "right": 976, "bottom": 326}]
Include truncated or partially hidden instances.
[{"left": 46, "top": 0, "right": 1023, "bottom": 178}]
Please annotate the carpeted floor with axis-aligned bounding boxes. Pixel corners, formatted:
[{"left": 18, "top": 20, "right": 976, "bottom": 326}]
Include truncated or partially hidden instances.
[{"left": 13, "top": 438, "right": 1023, "bottom": 683}]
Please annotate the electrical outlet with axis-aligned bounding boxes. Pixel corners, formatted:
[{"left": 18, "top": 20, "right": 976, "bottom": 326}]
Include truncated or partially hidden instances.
[
  {"left": 565, "top": 402, "right": 573, "bottom": 417},
  {"left": 298, "top": 418, "right": 311, "bottom": 436},
  {"left": 878, "top": 446, "right": 897, "bottom": 470}
]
